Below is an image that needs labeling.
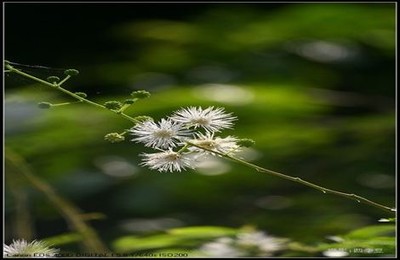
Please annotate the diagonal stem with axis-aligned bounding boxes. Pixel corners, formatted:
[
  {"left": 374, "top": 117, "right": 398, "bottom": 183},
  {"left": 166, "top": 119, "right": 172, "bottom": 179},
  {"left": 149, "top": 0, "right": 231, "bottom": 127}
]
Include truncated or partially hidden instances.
[
  {"left": 5, "top": 62, "right": 395, "bottom": 214},
  {"left": 5, "top": 64, "right": 140, "bottom": 124},
  {"left": 186, "top": 142, "right": 396, "bottom": 213}
]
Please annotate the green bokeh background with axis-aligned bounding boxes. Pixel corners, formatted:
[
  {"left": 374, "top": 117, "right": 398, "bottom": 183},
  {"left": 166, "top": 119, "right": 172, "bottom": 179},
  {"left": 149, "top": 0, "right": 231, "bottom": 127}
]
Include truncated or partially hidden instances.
[{"left": 5, "top": 2, "right": 395, "bottom": 255}]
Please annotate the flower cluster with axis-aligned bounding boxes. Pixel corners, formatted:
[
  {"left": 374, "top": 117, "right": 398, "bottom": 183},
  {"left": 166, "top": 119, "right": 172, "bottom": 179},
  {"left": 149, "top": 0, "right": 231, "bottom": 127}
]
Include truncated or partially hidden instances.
[
  {"left": 4, "top": 239, "right": 59, "bottom": 258},
  {"left": 197, "top": 230, "right": 287, "bottom": 257},
  {"left": 129, "top": 106, "right": 246, "bottom": 172}
]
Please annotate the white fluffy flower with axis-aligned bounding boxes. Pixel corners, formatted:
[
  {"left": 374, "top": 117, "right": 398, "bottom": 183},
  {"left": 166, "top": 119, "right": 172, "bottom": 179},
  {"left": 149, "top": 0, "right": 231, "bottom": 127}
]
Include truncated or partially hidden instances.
[
  {"left": 140, "top": 149, "right": 196, "bottom": 172},
  {"left": 188, "top": 132, "right": 241, "bottom": 155},
  {"left": 197, "top": 231, "right": 286, "bottom": 257},
  {"left": 236, "top": 231, "right": 285, "bottom": 256},
  {"left": 323, "top": 249, "right": 349, "bottom": 257},
  {"left": 130, "top": 118, "right": 191, "bottom": 149},
  {"left": 170, "top": 106, "right": 236, "bottom": 133},
  {"left": 4, "top": 239, "right": 59, "bottom": 258},
  {"left": 198, "top": 237, "right": 242, "bottom": 257}
]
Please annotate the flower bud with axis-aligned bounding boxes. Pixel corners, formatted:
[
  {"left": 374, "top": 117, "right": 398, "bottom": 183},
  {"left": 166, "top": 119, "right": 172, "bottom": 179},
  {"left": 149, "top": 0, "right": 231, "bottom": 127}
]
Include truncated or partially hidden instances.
[
  {"left": 75, "top": 92, "right": 87, "bottom": 98},
  {"left": 133, "top": 115, "right": 154, "bottom": 122},
  {"left": 131, "top": 90, "right": 151, "bottom": 99},
  {"left": 47, "top": 76, "right": 60, "bottom": 83},
  {"left": 38, "top": 102, "right": 52, "bottom": 109},
  {"left": 124, "top": 99, "right": 136, "bottom": 104},
  {"left": 104, "top": 101, "right": 122, "bottom": 110},
  {"left": 237, "top": 138, "right": 255, "bottom": 148},
  {"left": 64, "top": 69, "right": 79, "bottom": 76},
  {"left": 104, "top": 133, "right": 125, "bottom": 143}
]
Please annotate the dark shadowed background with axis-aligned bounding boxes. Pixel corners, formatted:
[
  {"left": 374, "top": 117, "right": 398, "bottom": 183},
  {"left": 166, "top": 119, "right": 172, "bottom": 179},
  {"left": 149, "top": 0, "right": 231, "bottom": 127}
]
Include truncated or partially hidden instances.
[{"left": 4, "top": 2, "right": 396, "bottom": 256}]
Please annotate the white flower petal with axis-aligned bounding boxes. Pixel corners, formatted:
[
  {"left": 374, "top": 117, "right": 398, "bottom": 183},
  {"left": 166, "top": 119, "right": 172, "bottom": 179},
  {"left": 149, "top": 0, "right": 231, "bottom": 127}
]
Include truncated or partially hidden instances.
[
  {"left": 236, "top": 231, "right": 285, "bottom": 256},
  {"left": 170, "top": 106, "right": 236, "bottom": 133},
  {"left": 4, "top": 239, "right": 59, "bottom": 258},
  {"left": 130, "top": 118, "right": 191, "bottom": 149},
  {"left": 140, "top": 149, "right": 196, "bottom": 172},
  {"left": 188, "top": 132, "right": 241, "bottom": 156},
  {"left": 198, "top": 237, "right": 242, "bottom": 257}
]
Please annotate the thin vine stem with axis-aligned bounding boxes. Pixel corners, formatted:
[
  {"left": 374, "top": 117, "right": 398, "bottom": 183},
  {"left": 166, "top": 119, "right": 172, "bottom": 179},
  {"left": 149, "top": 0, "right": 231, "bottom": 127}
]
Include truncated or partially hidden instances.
[
  {"left": 186, "top": 142, "right": 396, "bottom": 213},
  {"left": 5, "top": 64, "right": 140, "bottom": 124},
  {"left": 5, "top": 62, "right": 396, "bottom": 214},
  {"left": 58, "top": 75, "right": 71, "bottom": 86}
]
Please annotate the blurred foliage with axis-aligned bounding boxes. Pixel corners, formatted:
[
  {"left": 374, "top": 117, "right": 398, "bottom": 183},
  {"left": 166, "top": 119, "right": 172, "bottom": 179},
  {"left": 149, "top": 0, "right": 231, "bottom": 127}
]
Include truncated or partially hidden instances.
[
  {"left": 5, "top": 2, "right": 395, "bottom": 256},
  {"left": 113, "top": 226, "right": 237, "bottom": 253},
  {"left": 114, "top": 224, "right": 395, "bottom": 257},
  {"left": 317, "top": 224, "right": 395, "bottom": 257}
]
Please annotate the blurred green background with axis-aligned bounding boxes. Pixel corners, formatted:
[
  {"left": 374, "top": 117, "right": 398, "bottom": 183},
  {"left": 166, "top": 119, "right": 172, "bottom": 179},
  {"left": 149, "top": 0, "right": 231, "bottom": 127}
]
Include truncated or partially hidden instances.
[{"left": 5, "top": 2, "right": 395, "bottom": 255}]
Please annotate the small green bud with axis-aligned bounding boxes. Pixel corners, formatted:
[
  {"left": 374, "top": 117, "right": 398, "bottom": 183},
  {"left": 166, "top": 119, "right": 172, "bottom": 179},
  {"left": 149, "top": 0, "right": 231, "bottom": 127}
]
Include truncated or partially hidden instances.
[
  {"left": 133, "top": 116, "right": 154, "bottom": 123},
  {"left": 131, "top": 90, "right": 151, "bottom": 99},
  {"left": 75, "top": 92, "right": 87, "bottom": 98},
  {"left": 47, "top": 76, "right": 60, "bottom": 83},
  {"left": 104, "top": 101, "right": 122, "bottom": 110},
  {"left": 64, "top": 69, "right": 79, "bottom": 76},
  {"left": 237, "top": 138, "right": 255, "bottom": 148},
  {"left": 124, "top": 99, "right": 136, "bottom": 104},
  {"left": 38, "top": 102, "right": 52, "bottom": 109},
  {"left": 104, "top": 133, "right": 125, "bottom": 143}
]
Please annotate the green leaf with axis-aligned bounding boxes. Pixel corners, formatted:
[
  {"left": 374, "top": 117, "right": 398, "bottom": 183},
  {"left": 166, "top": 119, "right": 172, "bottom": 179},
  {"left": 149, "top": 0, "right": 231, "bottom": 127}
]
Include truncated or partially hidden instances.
[
  {"left": 167, "top": 226, "right": 237, "bottom": 238},
  {"left": 42, "top": 232, "right": 83, "bottom": 246},
  {"left": 345, "top": 225, "right": 394, "bottom": 239},
  {"left": 113, "top": 226, "right": 238, "bottom": 253},
  {"left": 317, "top": 224, "right": 395, "bottom": 256},
  {"left": 113, "top": 234, "right": 183, "bottom": 253}
]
